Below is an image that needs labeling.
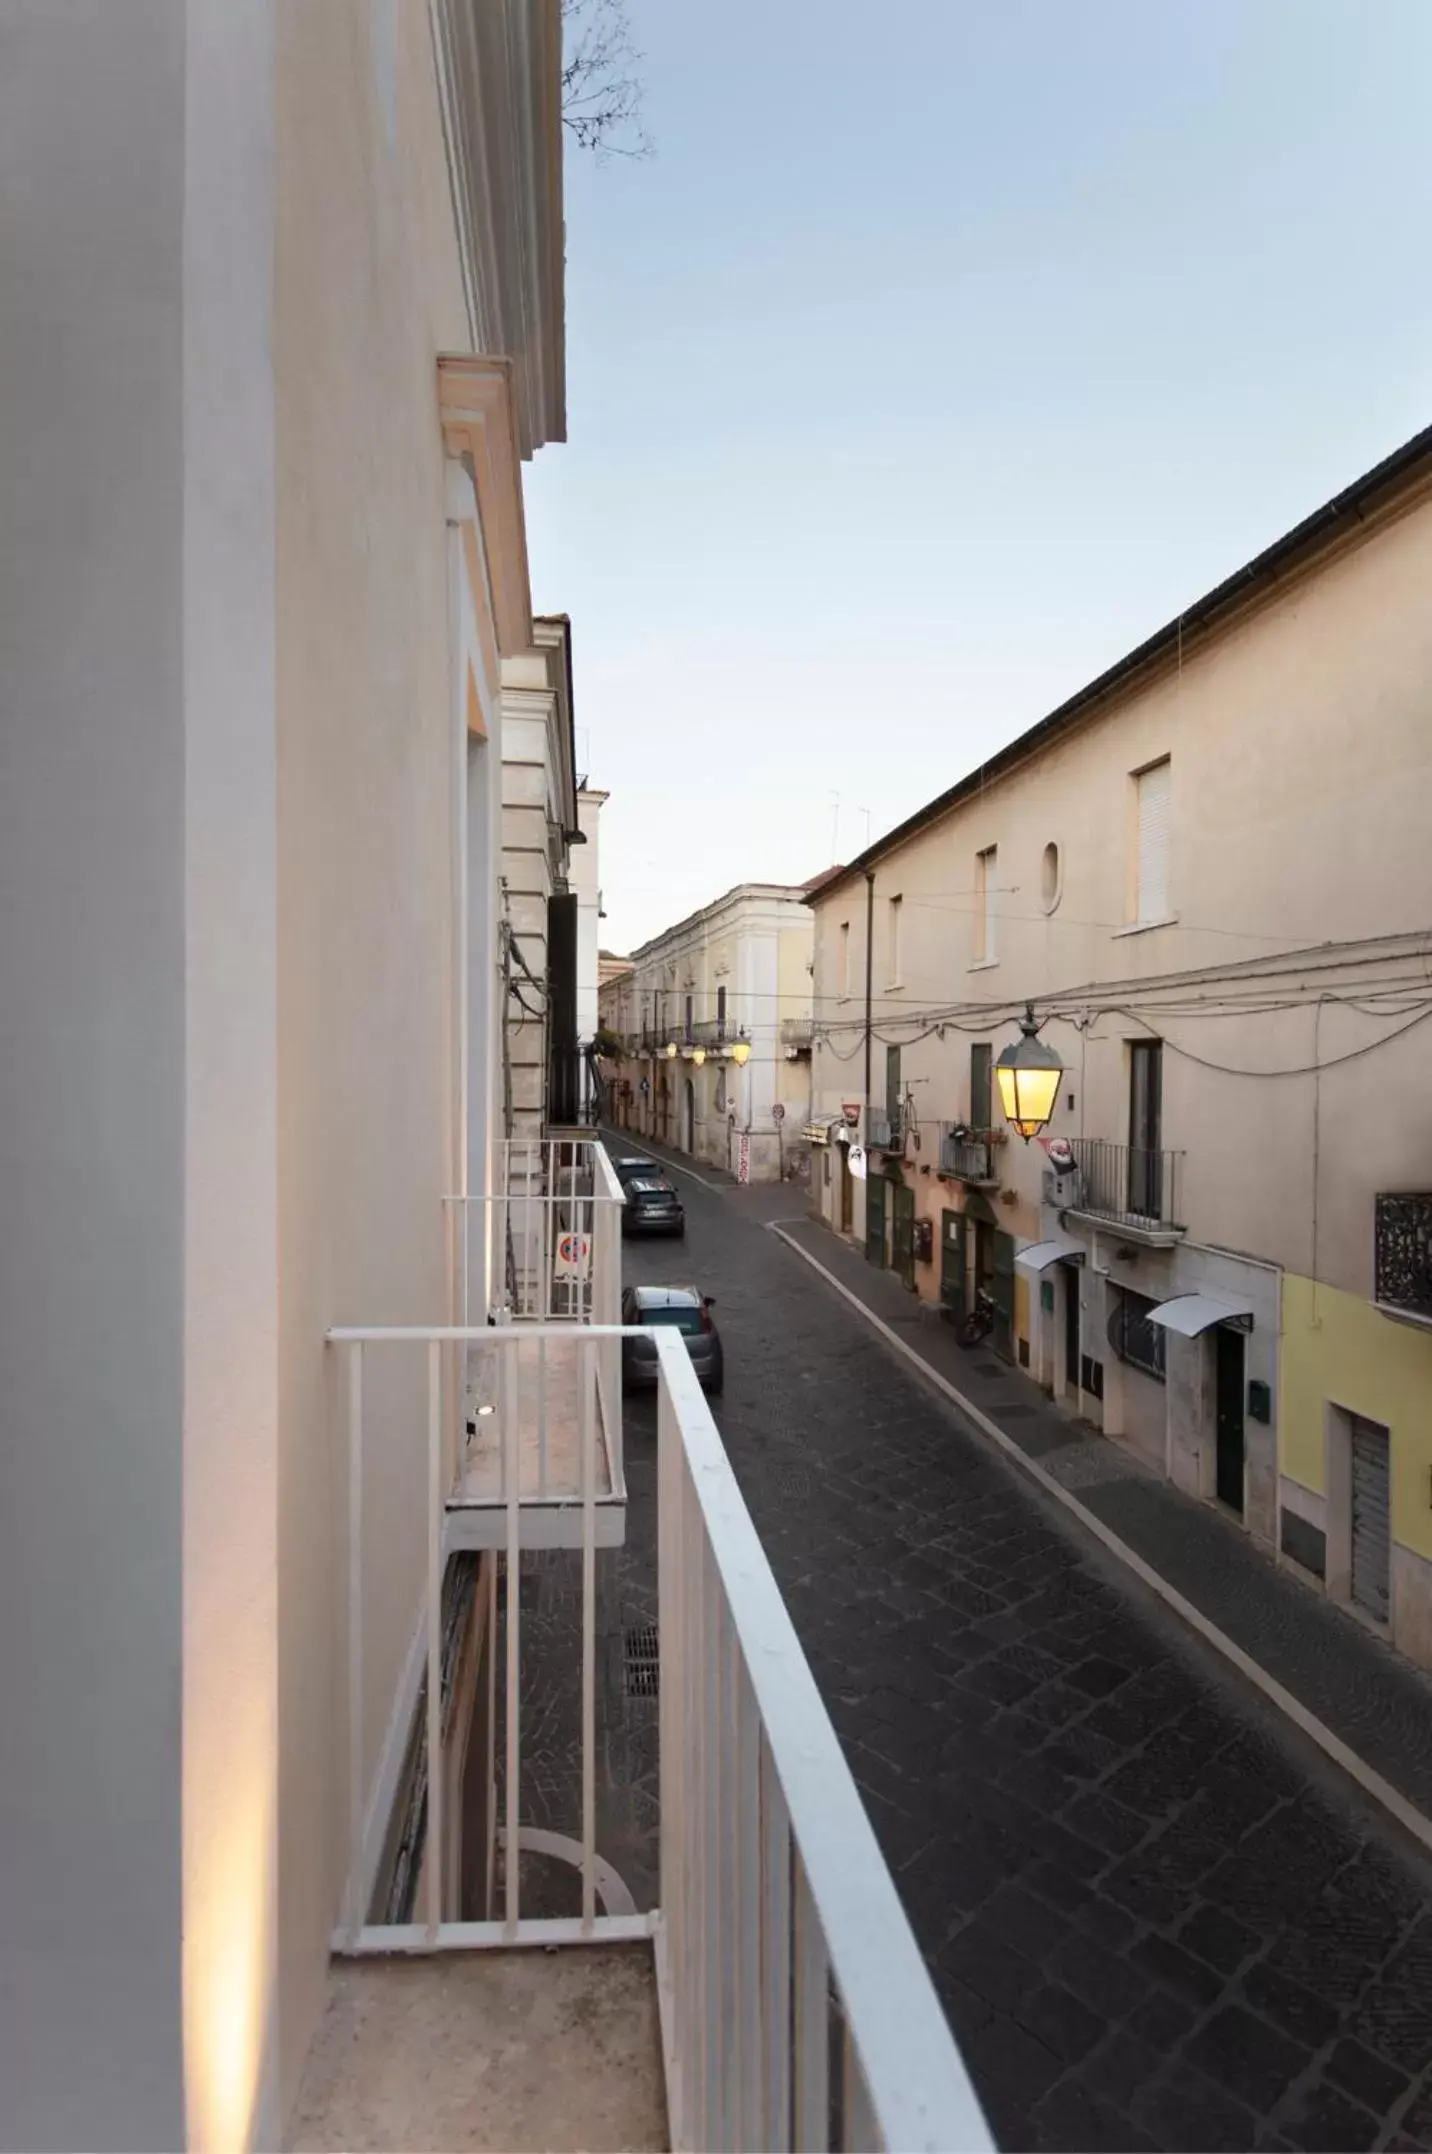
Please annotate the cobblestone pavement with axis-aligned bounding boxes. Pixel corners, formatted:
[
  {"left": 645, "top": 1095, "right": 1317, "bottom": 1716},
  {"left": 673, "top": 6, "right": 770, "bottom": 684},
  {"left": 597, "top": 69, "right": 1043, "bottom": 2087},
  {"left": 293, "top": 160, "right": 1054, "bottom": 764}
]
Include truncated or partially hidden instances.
[{"left": 621, "top": 1169, "right": 1432, "bottom": 2154}]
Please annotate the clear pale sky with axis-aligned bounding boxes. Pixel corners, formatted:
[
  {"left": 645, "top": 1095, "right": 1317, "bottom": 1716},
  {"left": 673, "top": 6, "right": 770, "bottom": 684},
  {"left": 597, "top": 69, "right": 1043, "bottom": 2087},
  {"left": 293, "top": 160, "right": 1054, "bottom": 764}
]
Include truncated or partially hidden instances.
[{"left": 524, "top": 0, "right": 1432, "bottom": 956}]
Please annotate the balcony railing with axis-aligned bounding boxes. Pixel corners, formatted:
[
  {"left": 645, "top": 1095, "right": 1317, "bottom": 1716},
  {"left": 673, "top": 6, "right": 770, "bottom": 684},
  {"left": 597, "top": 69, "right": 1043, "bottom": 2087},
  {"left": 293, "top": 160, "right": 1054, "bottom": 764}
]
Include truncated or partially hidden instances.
[
  {"left": 780, "top": 1015, "right": 814, "bottom": 1051},
  {"left": 867, "top": 1108, "right": 902, "bottom": 1151},
  {"left": 1065, "top": 1139, "right": 1185, "bottom": 1237},
  {"left": 938, "top": 1124, "right": 1000, "bottom": 1186},
  {"left": 1375, "top": 1191, "right": 1432, "bottom": 1322},
  {"left": 321, "top": 1321, "right": 990, "bottom": 2152}
]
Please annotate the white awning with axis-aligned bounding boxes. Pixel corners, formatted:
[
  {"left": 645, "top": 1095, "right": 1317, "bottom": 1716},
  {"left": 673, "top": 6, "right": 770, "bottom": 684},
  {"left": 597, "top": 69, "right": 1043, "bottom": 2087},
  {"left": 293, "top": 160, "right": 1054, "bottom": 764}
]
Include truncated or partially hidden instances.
[
  {"left": 1015, "top": 1239, "right": 1086, "bottom": 1274},
  {"left": 802, "top": 1119, "right": 838, "bottom": 1145},
  {"left": 1147, "top": 1293, "right": 1255, "bottom": 1337}
]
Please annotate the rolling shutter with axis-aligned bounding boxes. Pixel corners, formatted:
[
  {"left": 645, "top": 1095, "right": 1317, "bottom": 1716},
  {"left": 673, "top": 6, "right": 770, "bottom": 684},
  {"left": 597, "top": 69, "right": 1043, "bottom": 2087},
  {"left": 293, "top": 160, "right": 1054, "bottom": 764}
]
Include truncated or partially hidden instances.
[
  {"left": 1136, "top": 760, "right": 1171, "bottom": 924},
  {"left": 1350, "top": 1416, "right": 1391, "bottom": 1624}
]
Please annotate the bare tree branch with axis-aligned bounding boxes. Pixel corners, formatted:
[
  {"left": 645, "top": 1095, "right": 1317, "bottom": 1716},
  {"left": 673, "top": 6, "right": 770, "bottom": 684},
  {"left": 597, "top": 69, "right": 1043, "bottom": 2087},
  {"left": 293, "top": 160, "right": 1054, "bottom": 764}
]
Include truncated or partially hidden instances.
[{"left": 561, "top": 0, "right": 652, "bottom": 161}]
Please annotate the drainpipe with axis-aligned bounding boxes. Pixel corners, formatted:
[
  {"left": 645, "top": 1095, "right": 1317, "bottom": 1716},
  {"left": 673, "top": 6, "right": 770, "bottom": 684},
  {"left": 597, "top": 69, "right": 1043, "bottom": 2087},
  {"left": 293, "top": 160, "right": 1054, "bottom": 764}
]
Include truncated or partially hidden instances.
[{"left": 863, "top": 870, "right": 875, "bottom": 1140}]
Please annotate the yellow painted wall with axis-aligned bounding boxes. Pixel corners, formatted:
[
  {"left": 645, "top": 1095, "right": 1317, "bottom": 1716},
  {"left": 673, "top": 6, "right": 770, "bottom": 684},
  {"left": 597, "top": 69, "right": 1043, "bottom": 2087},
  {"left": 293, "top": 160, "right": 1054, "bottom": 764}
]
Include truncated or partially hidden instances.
[{"left": 1281, "top": 1274, "right": 1432, "bottom": 1561}]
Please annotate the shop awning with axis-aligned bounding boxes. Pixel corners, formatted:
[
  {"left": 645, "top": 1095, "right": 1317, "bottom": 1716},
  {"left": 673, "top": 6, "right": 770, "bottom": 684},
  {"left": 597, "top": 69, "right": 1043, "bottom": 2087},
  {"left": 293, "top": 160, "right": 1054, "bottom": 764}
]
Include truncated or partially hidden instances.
[
  {"left": 802, "top": 1118, "right": 840, "bottom": 1145},
  {"left": 1015, "top": 1238, "right": 1086, "bottom": 1274},
  {"left": 1147, "top": 1293, "right": 1255, "bottom": 1336}
]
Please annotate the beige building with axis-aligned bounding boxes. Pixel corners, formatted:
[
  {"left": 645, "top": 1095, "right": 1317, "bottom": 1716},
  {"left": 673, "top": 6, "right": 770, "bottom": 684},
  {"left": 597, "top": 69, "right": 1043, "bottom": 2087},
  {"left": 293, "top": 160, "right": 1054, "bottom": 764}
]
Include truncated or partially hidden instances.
[
  {"left": 613, "top": 882, "right": 824, "bottom": 1182},
  {"left": 809, "top": 421, "right": 1432, "bottom": 1670},
  {"left": 499, "top": 619, "right": 601, "bottom": 1141}
]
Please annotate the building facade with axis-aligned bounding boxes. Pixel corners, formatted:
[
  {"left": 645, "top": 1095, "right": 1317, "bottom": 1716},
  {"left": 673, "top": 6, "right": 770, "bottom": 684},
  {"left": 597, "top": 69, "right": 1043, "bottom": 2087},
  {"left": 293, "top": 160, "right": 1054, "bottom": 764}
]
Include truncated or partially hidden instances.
[
  {"left": 613, "top": 883, "right": 820, "bottom": 1181},
  {"left": 0, "top": 3, "right": 566, "bottom": 2142},
  {"left": 499, "top": 618, "right": 600, "bottom": 1142},
  {"left": 809, "top": 423, "right": 1432, "bottom": 1671}
]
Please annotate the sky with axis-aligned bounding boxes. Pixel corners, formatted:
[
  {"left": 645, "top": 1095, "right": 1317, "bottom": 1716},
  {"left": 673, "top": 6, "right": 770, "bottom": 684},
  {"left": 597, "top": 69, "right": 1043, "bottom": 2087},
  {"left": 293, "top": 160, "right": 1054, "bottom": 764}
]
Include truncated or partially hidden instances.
[{"left": 525, "top": 0, "right": 1432, "bottom": 957}]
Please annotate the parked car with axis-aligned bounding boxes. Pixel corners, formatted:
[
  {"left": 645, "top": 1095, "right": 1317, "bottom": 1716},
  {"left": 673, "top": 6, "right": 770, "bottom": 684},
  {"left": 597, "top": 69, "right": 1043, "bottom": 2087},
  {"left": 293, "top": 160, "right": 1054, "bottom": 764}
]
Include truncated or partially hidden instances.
[
  {"left": 621, "top": 1285, "right": 723, "bottom": 1392},
  {"left": 611, "top": 1154, "right": 657, "bottom": 1187},
  {"left": 621, "top": 1174, "right": 685, "bottom": 1238}
]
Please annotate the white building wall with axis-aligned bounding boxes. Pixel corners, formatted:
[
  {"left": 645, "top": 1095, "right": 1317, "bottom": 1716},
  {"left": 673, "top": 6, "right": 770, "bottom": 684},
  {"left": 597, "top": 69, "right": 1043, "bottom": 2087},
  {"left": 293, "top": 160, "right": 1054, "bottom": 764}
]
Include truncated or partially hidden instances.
[{"left": 0, "top": 10, "right": 191, "bottom": 2143}]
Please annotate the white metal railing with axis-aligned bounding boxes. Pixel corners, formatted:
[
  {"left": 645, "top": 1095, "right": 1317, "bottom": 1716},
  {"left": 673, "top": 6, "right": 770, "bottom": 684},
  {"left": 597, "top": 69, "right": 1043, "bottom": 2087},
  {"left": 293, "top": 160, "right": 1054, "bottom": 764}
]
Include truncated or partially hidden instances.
[
  {"left": 447, "top": 1137, "right": 625, "bottom": 1326},
  {"left": 444, "top": 1138, "right": 625, "bottom": 1472},
  {"left": 322, "top": 1321, "right": 990, "bottom": 2153}
]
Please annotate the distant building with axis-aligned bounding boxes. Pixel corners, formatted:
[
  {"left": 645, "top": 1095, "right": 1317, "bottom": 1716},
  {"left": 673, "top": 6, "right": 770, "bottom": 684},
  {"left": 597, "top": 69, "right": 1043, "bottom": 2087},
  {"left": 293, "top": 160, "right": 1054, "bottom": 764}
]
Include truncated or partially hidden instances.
[{"left": 613, "top": 880, "right": 834, "bottom": 1181}]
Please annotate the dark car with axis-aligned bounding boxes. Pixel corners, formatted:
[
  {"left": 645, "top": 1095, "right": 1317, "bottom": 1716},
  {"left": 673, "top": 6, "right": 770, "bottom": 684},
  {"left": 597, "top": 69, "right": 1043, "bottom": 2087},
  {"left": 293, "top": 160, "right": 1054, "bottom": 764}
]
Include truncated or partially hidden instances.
[
  {"left": 611, "top": 1154, "right": 658, "bottom": 1187},
  {"left": 621, "top": 1174, "right": 685, "bottom": 1238},
  {"left": 621, "top": 1285, "right": 723, "bottom": 1392}
]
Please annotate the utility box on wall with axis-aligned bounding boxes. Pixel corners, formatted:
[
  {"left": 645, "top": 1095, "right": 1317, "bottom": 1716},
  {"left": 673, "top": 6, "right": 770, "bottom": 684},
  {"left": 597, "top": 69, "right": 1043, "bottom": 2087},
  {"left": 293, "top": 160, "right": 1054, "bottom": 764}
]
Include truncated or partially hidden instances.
[{"left": 912, "top": 1217, "right": 933, "bottom": 1264}]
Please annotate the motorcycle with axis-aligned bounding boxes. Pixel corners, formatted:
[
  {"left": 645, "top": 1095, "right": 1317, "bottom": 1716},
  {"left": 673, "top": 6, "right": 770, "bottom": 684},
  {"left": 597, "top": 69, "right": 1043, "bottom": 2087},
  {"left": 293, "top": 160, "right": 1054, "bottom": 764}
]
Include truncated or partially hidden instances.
[{"left": 958, "top": 1287, "right": 997, "bottom": 1349}]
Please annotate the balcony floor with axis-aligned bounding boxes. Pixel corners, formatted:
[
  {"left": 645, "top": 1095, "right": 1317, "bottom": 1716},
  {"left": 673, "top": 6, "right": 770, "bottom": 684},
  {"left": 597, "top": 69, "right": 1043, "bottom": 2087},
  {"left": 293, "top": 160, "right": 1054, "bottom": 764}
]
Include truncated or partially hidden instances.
[
  {"left": 286, "top": 1943, "right": 667, "bottom": 2153},
  {"left": 453, "top": 1334, "right": 624, "bottom": 1548}
]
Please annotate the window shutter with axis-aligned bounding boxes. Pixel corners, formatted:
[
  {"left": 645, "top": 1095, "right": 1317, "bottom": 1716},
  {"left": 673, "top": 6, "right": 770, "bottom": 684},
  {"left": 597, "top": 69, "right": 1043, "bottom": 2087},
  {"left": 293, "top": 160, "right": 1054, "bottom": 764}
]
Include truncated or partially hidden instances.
[{"left": 1137, "top": 761, "right": 1170, "bottom": 924}]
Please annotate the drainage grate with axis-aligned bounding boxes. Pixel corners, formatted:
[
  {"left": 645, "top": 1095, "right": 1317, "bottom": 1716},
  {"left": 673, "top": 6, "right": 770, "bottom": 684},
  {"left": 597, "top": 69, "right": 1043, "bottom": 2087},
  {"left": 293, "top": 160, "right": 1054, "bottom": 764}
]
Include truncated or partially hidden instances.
[{"left": 624, "top": 1624, "right": 660, "bottom": 1698}]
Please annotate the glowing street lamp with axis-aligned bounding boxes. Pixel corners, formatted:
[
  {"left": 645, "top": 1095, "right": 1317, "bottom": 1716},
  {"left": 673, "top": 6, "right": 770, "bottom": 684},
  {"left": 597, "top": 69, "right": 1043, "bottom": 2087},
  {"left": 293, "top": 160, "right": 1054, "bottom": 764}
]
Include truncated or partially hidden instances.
[
  {"left": 995, "top": 1003, "right": 1064, "bottom": 1142},
  {"left": 729, "top": 1032, "right": 752, "bottom": 1067},
  {"left": 691, "top": 1046, "right": 706, "bottom": 1066},
  {"left": 664, "top": 1041, "right": 679, "bottom": 1060}
]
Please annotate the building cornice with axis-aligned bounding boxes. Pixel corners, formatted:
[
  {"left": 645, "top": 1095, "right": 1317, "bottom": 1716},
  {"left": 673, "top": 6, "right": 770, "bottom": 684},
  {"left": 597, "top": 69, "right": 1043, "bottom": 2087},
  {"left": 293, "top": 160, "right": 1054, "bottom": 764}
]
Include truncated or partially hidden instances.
[
  {"left": 428, "top": 0, "right": 566, "bottom": 455},
  {"left": 630, "top": 884, "right": 818, "bottom": 962},
  {"left": 438, "top": 354, "right": 533, "bottom": 657}
]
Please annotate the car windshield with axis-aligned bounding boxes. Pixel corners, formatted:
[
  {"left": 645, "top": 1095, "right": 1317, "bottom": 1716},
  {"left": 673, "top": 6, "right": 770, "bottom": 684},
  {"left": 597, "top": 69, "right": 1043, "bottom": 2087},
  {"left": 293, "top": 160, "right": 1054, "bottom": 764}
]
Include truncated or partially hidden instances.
[
  {"left": 630, "top": 1178, "right": 674, "bottom": 1196},
  {"left": 638, "top": 1306, "right": 704, "bottom": 1336}
]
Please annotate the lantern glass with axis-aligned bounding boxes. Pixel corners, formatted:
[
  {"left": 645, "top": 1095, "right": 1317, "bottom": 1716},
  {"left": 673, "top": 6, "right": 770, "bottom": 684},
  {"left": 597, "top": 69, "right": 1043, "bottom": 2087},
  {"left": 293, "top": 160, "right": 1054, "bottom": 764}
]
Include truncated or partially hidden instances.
[
  {"left": 995, "top": 1059, "right": 1062, "bottom": 1140},
  {"left": 994, "top": 1009, "right": 1064, "bottom": 1141},
  {"left": 730, "top": 1039, "right": 751, "bottom": 1066},
  {"left": 691, "top": 1046, "right": 706, "bottom": 1066}
]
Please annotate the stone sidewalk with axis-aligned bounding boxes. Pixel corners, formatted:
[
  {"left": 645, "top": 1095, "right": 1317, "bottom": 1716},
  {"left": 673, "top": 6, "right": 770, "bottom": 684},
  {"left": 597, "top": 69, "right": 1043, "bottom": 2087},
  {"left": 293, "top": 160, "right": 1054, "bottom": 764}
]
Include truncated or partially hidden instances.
[{"left": 774, "top": 1210, "right": 1432, "bottom": 1843}]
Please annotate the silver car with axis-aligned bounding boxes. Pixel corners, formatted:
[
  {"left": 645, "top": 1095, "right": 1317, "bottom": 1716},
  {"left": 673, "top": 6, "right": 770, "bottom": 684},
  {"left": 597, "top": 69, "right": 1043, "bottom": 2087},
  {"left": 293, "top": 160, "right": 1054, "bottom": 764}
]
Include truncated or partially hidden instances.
[{"left": 621, "top": 1285, "right": 724, "bottom": 1392}]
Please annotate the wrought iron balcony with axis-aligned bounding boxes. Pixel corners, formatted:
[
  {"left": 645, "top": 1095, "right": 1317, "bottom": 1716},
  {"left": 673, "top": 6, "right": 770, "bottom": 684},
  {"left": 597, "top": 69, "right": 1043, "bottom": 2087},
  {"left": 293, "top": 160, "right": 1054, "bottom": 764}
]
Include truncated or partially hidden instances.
[
  {"left": 867, "top": 1108, "right": 903, "bottom": 1151},
  {"left": 780, "top": 1015, "right": 814, "bottom": 1052},
  {"left": 938, "top": 1124, "right": 1000, "bottom": 1187},
  {"left": 1375, "top": 1191, "right": 1432, "bottom": 1324},
  {"left": 1064, "top": 1139, "right": 1186, "bottom": 1242}
]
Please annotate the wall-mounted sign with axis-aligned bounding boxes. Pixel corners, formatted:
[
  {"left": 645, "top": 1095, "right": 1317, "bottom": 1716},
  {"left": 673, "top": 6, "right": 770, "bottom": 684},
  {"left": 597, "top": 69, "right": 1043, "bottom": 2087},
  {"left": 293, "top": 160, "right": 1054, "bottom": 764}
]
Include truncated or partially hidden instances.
[
  {"left": 842, "top": 1101, "right": 862, "bottom": 1126},
  {"left": 847, "top": 1144, "right": 868, "bottom": 1181},
  {"left": 737, "top": 1133, "right": 751, "bottom": 1184},
  {"left": 556, "top": 1231, "right": 591, "bottom": 1277},
  {"left": 772, "top": 1102, "right": 785, "bottom": 1123}
]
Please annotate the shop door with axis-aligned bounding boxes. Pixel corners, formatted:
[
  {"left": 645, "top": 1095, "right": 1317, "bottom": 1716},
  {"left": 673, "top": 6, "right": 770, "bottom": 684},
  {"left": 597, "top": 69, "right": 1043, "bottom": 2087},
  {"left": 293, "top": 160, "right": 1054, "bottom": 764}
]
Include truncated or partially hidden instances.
[
  {"left": 839, "top": 1145, "right": 853, "bottom": 1233},
  {"left": 1062, "top": 1262, "right": 1081, "bottom": 1387},
  {"left": 1214, "top": 1326, "right": 1245, "bottom": 1514},
  {"left": 940, "top": 1210, "right": 966, "bottom": 1318},
  {"left": 991, "top": 1230, "right": 1016, "bottom": 1364},
  {"left": 865, "top": 1171, "right": 887, "bottom": 1267},
  {"left": 892, "top": 1179, "right": 915, "bottom": 1290},
  {"left": 1350, "top": 1415, "right": 1391, "bottom": 1624}
]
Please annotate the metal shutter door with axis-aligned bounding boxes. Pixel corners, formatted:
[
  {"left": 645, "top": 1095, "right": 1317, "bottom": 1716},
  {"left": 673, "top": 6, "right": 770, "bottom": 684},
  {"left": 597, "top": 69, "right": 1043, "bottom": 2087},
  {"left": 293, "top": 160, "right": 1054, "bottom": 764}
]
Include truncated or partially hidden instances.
[
  {"left": 1350, "top": 1415, "right": 1391, "bottom": 1624},
  {"left": 1137, "top": 760, "right": 1171, "bottom": 923}
]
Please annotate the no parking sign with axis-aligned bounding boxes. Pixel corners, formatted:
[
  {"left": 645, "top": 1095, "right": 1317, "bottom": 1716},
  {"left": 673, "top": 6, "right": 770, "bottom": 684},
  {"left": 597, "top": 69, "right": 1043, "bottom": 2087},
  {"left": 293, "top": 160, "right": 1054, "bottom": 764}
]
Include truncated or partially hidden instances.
[{"left": 556, "top": 1230, "right": 591, "bottom": 1277}]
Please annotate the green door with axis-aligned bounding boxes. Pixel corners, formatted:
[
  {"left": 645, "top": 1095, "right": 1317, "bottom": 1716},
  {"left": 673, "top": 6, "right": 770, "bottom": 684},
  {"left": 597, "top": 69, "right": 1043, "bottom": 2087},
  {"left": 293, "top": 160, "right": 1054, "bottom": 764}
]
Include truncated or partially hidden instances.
[
  {"left": 865, "top": 1171, "right": 887, "bottom": 1267},
  {"left": 940, "top": 1209, "right": 967, "bottom": 1317},
  {"left": 892, "top": 1178, "right": 916, "bottom": 1290},
  {"left": 992, "top": 1230, "right": 1016, "bottom": 1363}
]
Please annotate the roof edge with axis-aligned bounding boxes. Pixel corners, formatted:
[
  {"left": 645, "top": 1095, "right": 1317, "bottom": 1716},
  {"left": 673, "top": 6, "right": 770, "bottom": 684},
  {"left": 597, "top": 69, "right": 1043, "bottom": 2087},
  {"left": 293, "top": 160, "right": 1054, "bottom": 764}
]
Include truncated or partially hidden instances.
[{"left": 813, "top": 416, "right": 1432, "bottom": 902}]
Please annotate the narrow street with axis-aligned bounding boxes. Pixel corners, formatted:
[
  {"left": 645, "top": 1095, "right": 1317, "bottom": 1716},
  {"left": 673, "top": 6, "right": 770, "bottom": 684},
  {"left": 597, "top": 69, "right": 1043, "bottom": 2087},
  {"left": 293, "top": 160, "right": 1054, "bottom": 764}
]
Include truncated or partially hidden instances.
[{"left": 622, "top": 1157, "right": 1432, "bottom": 2153}]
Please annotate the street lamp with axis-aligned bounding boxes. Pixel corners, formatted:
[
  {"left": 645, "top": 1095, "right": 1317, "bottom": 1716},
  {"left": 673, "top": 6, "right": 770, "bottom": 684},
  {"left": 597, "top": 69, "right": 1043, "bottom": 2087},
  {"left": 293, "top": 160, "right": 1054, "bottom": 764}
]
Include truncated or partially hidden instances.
[
  {"left": 691, "top": 1046, "right": 706, "bottom": 1067},
  {"left": 729, "top": 1032, "right": 752, "bottom": 1067},
  {"left": 664, "top": 1041, "right": 678, "bottom": 1060},
  {"left": 995, "top": 1003, "right": 1064, "bottom": 1141}
]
